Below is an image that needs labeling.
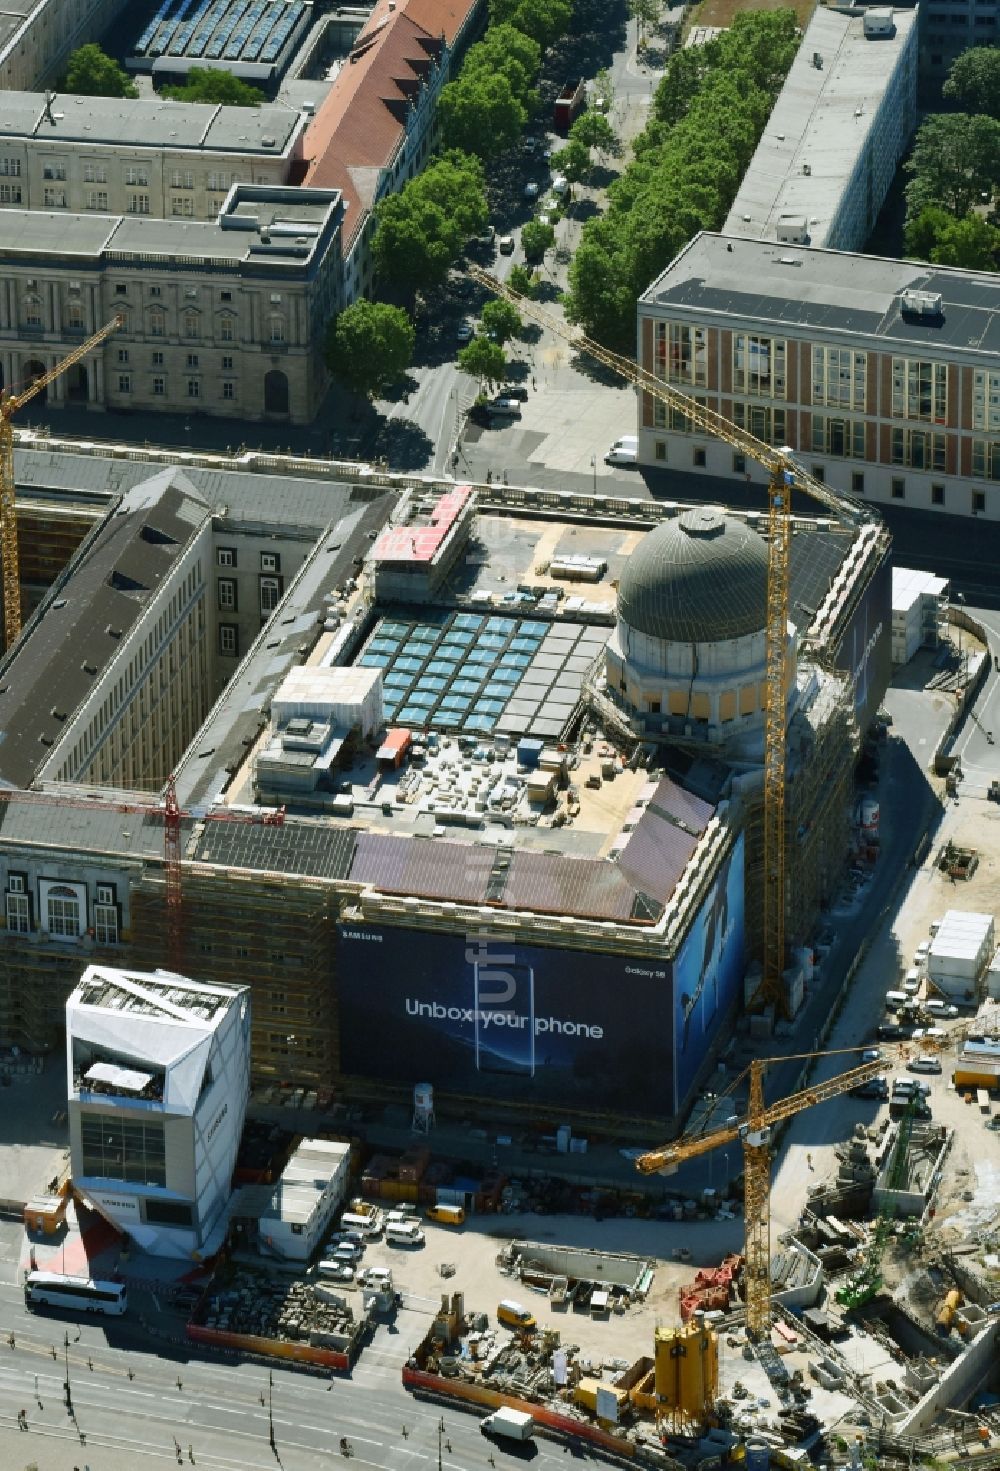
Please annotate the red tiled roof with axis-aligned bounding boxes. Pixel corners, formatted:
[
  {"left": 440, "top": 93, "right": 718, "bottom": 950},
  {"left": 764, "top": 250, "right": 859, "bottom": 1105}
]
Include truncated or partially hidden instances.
[{"left": 302, "top": 0, "right": 479, "bottom": 252}]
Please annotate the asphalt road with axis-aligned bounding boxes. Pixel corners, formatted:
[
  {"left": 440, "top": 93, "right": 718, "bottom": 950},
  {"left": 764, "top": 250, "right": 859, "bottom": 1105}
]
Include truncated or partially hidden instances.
[{"left": 0, "top": 1270, "right": 576, "bottom": 1471}]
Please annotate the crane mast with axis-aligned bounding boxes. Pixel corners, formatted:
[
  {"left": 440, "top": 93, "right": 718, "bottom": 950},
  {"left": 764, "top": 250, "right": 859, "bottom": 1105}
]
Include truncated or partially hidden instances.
[
  {"left": 466, "top": 267, "right": 885, "bottom": 1338},
  {"left": 0, "top": 316, "right": 122, "bottom": 649},
  {"left": 466, "top": 266, "right": 872, "bottom": 1017}
]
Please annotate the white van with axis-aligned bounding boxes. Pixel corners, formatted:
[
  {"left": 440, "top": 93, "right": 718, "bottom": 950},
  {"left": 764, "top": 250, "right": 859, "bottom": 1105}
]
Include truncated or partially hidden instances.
[
  {"left": 386, "top": 1221, "right": 425, "bottom": 1247},
  {"left": 885, "top": 990, "right": 908, "bottom": 1010},
  {"left": 385, "top": 1208, "right": 418, "bottom": 1227},
  {"left": 903, "top": 970, "right": 920, "bottom": 996},
  {"left": 341, "top": 1211, "right": 382, "bottom": 1238}
]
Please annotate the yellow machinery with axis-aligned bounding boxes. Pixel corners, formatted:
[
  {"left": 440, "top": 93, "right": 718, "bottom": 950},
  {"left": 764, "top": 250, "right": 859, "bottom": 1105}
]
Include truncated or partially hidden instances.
[
  {"left": 653, "top": 1320, "right": 719, "bottom": 1432},
  {"left": 0, "top": 316, "right": 121, "bottom": 648},
  {"left": 466, "top": 268, "right": 882, "bottom": 1343}
]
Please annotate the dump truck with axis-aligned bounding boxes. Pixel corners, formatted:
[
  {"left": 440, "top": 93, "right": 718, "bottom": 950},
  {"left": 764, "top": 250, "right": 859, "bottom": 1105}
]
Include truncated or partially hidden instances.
[
  {"left": 481, "top": 1407, "right": 536, "bottom": 1442},
  {"left": 553, "top": 78, "right": 586, "bottom": 135}
]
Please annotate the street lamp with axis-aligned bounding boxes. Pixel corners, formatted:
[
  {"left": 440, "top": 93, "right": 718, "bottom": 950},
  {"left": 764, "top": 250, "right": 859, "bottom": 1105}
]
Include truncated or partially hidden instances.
[
  {"left": 268, "top": 1370, "right": 276, "bottom": 1455},
  {"left": 955, "top": 592, "right": 967, "bottom": 686},
  {"left": 63, "top": 1330, "right": 71, "bottom": 1411},
  {"left": 438, "top": 1415, "right": 445, "bottom": 1471},
  {"left": 590, "top": 454, "right": 597, "bottom": 493}
]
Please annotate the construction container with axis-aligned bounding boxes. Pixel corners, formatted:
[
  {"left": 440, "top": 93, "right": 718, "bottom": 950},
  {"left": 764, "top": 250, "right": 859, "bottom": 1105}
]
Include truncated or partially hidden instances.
[
  {"left": 517, "top": 738, "right": 544, "bottom": 769},
  {"left": 573, "top": 1377, "right": 627, "bottom": 1418},
  {"left": 936, "top": 1289, "right": 962, "bottom": 1333},
  {"left": 653, "top": 1321, "right": 719, "bottom": 1427},
  {"left": 929, "top": 910, "right": 994, "bottom": 992}
]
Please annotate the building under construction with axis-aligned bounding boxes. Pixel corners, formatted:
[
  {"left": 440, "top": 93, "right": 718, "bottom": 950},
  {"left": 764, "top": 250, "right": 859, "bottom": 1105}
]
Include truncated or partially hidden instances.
[{"left": 0, "top": 438, "right": 891, "bottom": 1132}]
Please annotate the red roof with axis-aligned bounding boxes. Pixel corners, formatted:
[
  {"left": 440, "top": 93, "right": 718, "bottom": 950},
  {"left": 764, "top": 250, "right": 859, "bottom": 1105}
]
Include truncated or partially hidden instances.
[
  {"left": 302, "top": 0, "right": 478, "bottom": 251},
  {"left": 371, "top": 486, "right": 471, "bottom": 564}
]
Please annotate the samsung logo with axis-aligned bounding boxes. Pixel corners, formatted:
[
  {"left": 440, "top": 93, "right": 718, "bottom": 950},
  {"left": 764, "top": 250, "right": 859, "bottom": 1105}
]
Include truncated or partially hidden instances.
[{"left": 206, "top": 1102, "right": 228, "bottom": 1144}]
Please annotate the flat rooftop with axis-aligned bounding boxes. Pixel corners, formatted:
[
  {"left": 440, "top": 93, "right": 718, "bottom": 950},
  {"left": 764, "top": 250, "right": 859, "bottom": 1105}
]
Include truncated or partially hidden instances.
[
  {"left": 723, "top": 7, "right": 916, "bottom": 248},
  {"left": 72, "top": 967, "right": 242, "bottom": 1025},
  {"left": 641, "top": 231, "right": 1000, "bottom": 360},
  {"left": 0, "top": 91, "right": 303, "bottom": 152}
]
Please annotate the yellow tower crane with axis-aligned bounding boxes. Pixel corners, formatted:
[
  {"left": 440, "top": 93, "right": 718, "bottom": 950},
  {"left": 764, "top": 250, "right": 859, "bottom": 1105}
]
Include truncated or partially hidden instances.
[
  {"left": 0, "top": 316, "right": 122, "bottom": 649},
  {"left": 636, "top": 1048, "right": 893, "bottom": 1339},
  {"left": 466, "top": 266, "right": 885, "bottom": 1341},
  {"left": 467, "top": 266, "right": 876, "bottom": 1023}
]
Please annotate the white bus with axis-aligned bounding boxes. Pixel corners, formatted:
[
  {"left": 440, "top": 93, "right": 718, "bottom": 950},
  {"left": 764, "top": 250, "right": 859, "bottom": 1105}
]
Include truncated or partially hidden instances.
[{"left": 24, "top": 1271, "right": 128, "bottom": 1316}]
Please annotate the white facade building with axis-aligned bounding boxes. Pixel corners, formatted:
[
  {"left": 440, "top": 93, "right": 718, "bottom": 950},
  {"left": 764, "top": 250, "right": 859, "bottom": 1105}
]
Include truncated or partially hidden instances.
[
  {"left": 891, "top": 567, "right": 948, "bottom": 665},
  {"left": 256, "top": 1137, "right": 351, "bottom": 1261},
  {"left": 723, "top": 6, "right": 917, "bottom": 254},
  {"left": 67, "top": 966, "right": 251, "bottom": 1259}
]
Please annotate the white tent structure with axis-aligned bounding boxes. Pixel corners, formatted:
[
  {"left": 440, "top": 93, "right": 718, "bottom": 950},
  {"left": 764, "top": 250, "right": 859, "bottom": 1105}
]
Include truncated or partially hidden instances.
[{"left": 66, "top": 965, "right": 250, "bottom": 1259}]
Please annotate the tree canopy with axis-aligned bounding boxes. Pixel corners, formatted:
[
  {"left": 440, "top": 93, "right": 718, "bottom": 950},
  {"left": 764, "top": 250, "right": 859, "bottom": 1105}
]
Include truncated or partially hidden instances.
[
  {"left": 569, "top": 110, "right": 619, "bottom": 157},
  {"left": 458, "top": 336, "right": 507, "bottom": 387},
  {"left": 552, "top": 137, "right": 590, "bottom": 183},
  {"left": 565, "top": 10, "right": 800, "bottom": 348},
  {"left": 161, "top": 67, "right": 264, "bottom": 105},
  {"left": 438, "top": 72, "right": 527, "bottom": 158},
  {"left": 904, "top": 113, "right": 1000, "bottom": 223},
  {"left": 64, "top": 43, "right": 138, "bottom": 98},
  {"left": 481, "top": 297, "right": 522, "bottom": 345},
  {"left": 372, "top": 150, "right": 488, "bottom": 292},
  {"left": 521, "top": 219, "right": 555, "bottom": 261},
  {"left": 942, "top": 45, "right": 1000, "bottom": 117},
  {"left": 324, "top": 300, "right": 415, "bottom": 400},
  {"left": 488, "top": 0, "right": 573, "bottom": 52},
  {"left": 508, "top": 264, "right": 541, "bottom": 297},
  {"left": 905, "top": 205, "right": 1000, "bottom": 270}
]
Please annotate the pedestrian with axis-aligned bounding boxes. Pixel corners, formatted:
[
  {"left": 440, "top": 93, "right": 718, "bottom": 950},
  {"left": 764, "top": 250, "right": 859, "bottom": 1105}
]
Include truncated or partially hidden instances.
[
  {"left": 502, "top": 469, "right": 508, "bottom": 485},
  {"left": 485, "top": 468, "right": 492, "bottom": 485},
  {"left": 806, "top": 1153, "right": 813, "bottom": 1169},
  {"left": 531, "top": 376, "right": 536, "bottom": 391}
]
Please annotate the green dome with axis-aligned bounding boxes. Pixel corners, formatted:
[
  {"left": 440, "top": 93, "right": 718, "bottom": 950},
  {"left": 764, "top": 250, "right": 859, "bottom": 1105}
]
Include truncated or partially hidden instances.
[{"left": 618, "top": 508, "right": 768, "bottom": 644}]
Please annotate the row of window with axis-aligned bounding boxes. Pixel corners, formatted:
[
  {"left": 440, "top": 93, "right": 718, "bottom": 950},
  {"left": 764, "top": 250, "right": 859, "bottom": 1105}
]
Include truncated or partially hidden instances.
[
  {"left": 80, "top": 1113, "right": 166, "bottom": 1188},
  {"left": 217, "top": 576, "right": 284, "bottom": 615},
  {"left": 653, "top": 437, "right": 992, "bottom": 511},
  {"left": 652, "top": 326, "right": 1000, "bottom": 432},
  {"left": 5, "top": 877, "right": 118, "bottom": 945},
  {"left": 117, "top": 374, "right": 237, "bottom": 401},
  {"left": 3, "top": 160, "right": 236, "bottom": 191},
  {"left": 217, "top": 549, "right": 282, "bottom": 573},
  {"left": 117, "top": 350, "right": 235, "bottom": 369},
  {"left": 25, "top": 302, "right": 284, "bottom": 343}
]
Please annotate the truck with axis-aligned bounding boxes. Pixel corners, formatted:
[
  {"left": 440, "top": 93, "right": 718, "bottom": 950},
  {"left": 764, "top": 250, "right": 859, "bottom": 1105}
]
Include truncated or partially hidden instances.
[
  {"left": 481, "top": 1407, "right": 536, "bottom": 1442},
  {"left": 553, "top": 78, "right": 586, "bottom": 135}
]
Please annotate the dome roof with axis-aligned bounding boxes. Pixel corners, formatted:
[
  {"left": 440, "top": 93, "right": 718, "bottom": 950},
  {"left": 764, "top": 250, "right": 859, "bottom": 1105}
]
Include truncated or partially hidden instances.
[{"left": 618, "top": 508, "right": 768, "bottom": 643}]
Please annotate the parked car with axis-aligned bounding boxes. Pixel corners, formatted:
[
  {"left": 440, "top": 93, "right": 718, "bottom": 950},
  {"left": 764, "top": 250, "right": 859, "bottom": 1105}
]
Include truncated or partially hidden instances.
[
  {"left": 523, "top": 181, "right": 540, "bottom": 199},
  {"left": 893, "top": 1077, "right": 932, "bottom": 1096},
  {"left": 330, "top": 1241, "right": 363, "bottom": 1262},
  {"left": 853, "top": 1077, "right": 889, "bottom": 1100},
  {"left": 551, "top": 173, "right": 569, "bottom": 195},
  {"left": 907, "top": 1055, "right": 942, "bottom": 1074},
  {"left": 925, "top": 999, "right": 959, "bottom": 1018},
  {"left": 605, "top": 446, "right": 638, "bottom": 467},
  {"left": 329, "top": 1230, "right": 364, "bottom": 1248},
  {"left": 498, "top": 234, "right": 515, "bottom": 255},
  {"left": 501, "top": 383, "right": 529, "bottom": 401},
  {"left": 488, "top": 397, "right": 523, "bottom": 418},
  {"left": 456, "top": 321, "right": 474, "bottom": 343},
  {"left": 477, "top": 224, "right": 496, "bottom": 244},
  {"left": 360, "top": 1266, "right": 394, "bottom": 1288},
  {"left": 317, "top": 1261, "right": 355, "bottom": 1282},
  {"left": 861, "top": 1047, "right": 882, "bottom": 1063},
  {"left": 877, "top": 1023, "right": 907, "bottom": 1042}
]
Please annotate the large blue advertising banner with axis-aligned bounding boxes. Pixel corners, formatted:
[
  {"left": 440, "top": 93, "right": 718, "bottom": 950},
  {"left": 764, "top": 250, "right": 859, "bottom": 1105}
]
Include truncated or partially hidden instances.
[
  {"left": 337, "top": 923, "right": 676, "bottom": 1115},
  {"left": 671, "top": 834, "right": 746, "bottom": 1109}
]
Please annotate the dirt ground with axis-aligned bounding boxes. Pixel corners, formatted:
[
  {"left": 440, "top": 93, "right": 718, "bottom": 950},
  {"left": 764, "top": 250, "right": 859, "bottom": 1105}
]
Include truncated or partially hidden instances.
[{"left": 690, "top": 0, "right": 815, "bottom": 33}]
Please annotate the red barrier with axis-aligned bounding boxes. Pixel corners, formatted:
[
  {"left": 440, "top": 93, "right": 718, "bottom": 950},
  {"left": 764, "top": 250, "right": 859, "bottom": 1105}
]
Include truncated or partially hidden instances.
[
  {"left": 186, "top": 1321, "right": 350, "bottom": 1371},
  {"left": 402, "top": 1366, "right": 635, "bottom": 1458}
]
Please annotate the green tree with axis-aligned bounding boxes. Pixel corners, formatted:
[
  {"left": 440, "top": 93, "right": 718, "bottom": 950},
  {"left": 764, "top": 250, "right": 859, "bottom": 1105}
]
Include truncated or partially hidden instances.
[
  {"left": 906, "top": 206, "right": 1000, "bottom": 269},
  {"left": 162, "top": 67, "right": 264, "bottom": 105},
  {"left": 489, "top": 0, "right": 572, "bottom": 52},
  {"left": 570, "top": 110, "right": 620, "bottom": 158},
  {"left": 324, "top": 300, "right": 415, "bottom": 401},
  {"left": 64, "top": 43, "right": 138, "bottom": 98},
  {"left": 465, "top": 24, "right": 541, "bottom": 109},
  {"left": 482, "top": 297, "right": 522, "bottom": 344},
  {"left": 905, "top": 113, "right": 1000, "bottom": 222},
  {"left": 521, "top": 219, "right": 555, "bottom": 261},
  {"left": 552, "top": 137, "right": 591, "bottom": 183},
  {"left": 943, "top": 45, "right": 1000, "bottom": 117},
  {"left": 458, "top": 335, "right": 507, "bottom": 388},
  {"left": 372, "top": 151, "right": 488, "bottom": 290},
  {"left": 438, "top": 72, "right": 527, "bottom": 159},
  {"left": 629, "top": 0, "right": 660, "bottom": 42},
  {"left": 508, "top": 264, "right": 541, "bottom": 296}
]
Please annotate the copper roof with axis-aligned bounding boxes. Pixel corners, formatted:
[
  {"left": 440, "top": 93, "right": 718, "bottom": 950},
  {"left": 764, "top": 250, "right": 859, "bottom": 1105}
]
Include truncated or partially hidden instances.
[{"left": 303, "top": 0, "right": 477, "bottom": 251}]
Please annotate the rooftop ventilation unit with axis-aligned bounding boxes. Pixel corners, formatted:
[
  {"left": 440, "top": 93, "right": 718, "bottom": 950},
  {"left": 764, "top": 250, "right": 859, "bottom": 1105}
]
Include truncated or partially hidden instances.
[{"left": 901, "top": 289, "right": 943, "bottom": 320}]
